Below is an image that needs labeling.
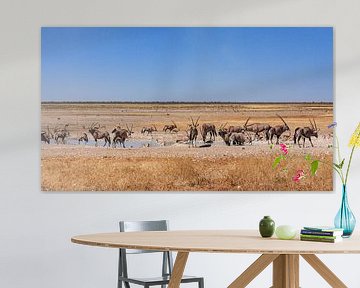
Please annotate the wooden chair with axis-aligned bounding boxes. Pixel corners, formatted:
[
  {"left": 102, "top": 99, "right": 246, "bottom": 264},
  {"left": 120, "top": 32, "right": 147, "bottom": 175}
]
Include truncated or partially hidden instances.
[{"left": 118, "top": 220, "right": 204, "bottom": 288}]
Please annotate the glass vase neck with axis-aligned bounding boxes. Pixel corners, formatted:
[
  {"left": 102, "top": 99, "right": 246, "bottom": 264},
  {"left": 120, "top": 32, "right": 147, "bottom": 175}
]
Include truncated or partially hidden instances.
[{"left": 342, "top": 185, "right": 348, "bottom": 201}]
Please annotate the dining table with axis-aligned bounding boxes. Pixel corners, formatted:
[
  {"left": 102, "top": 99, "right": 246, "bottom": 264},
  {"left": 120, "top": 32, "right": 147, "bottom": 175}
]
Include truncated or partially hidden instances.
[{"left": 71, "top": 230, "right": 360, "bottom": 288}]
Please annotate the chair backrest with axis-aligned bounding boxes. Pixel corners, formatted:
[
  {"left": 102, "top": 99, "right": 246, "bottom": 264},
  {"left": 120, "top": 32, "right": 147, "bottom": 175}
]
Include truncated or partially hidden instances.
[
  {"left": 120, "top": 220, "right": 168, "bottom": 232},
  {"left": 118, "top": 220, "right": 173, "bottom": 282},
  {"left": 119, "top": 220, "right": 169, "bottom": 254}
]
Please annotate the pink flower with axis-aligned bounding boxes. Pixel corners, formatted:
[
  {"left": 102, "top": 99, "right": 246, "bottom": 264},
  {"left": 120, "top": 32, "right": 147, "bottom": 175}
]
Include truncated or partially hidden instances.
[
  {"left": 279, "top": 143, "right": 288, "bottom": 155},
  {"left": 292, "top": 170, "right": 305, "bottom": 183}
]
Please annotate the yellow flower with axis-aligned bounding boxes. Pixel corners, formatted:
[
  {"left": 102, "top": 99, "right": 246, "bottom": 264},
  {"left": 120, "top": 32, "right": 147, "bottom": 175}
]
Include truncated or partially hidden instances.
[{"left": 349, "top": 123, "right": 360, "bottom": 147}]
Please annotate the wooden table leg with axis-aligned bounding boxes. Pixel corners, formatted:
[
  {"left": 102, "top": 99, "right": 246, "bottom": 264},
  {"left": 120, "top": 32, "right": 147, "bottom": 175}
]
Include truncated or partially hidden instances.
[
  {"left": 168, "top": 252, "right": 189, "bottom": 288},
  {"left": 228, "top": 254, "right": 279, "bottom": 288},
  {"left": 272, "top": 254, "right": 299, "bottom": 288},
  {"left": 301, "top": 254, "right": 347, "bottom": 288}
]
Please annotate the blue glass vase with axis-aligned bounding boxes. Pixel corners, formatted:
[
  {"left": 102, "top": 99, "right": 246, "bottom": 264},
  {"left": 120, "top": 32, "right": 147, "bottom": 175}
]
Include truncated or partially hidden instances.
[{"left": 334, "top": 185, "right": 356, "bottom": 237}]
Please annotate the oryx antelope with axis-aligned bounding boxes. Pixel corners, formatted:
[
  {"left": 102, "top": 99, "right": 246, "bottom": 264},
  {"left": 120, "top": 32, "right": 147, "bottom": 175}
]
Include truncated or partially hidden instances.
[
  {"left": 163, "top": 120, "right": 177, "bottom": 133},
  {"left": 54, "top": 124, "right": 70, "bottom": 144},
  {"left": 78, "top": 133, "right": 88, "bottom": 145},
  {"left": 41, "top": 132, "right": 51, "bottom": 144},
  {"left": 88, "top": 122, "right": 111, "bottom": 147},
  {"left": 228, "top": 125, "right": 245, "bottom": 134},
  {"left": 244, "top": 117, "right": 271, "bottom": 141},
  {"left": 218, "top": 129, "right": 248, "bottom": 146},
  {"left": 228, "top": 132, "right": 246, "bottom": 146},
  {"left": 218, "top": 123, "right": 251, "bottom": 146},
  {"left": 294, "top": 119, "right": 319, "bottom": 148},
  {"left": 41, "top": 126, "right": 54, "bottom": 144},
  {"left": 112, "top": 124, "right": 133, "bottom": 148},
  {"left": 218, "top": 127, "right": 228, "bottom": 139},
  {"left": 187, "top": 117, "right": 200, "bottom": 147},
  {"left": 201, "top": 123, "right": 217, "bottom": 143},
  {"left": 141, "top": 125, "right": 157, "bottom": 135},
  {"left": 267, "top": 115, "right": 290, "bottom": 145}
]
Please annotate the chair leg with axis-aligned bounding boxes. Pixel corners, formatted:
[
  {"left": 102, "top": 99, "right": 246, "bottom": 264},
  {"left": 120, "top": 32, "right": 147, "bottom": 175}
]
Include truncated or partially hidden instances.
[{"left": 199, "top": 278, "right": 204, "bottom": 288}]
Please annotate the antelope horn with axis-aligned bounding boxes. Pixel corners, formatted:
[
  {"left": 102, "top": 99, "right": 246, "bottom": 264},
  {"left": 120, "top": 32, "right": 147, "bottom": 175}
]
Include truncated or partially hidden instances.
[
  {"left": 276, "top": 114, "right": 288, "bottom": 126},
  {"left": 244, "top": 117, "right": 250, "bottom": 127},
  {"left": 190, "top": 117, "right": 195, "bottom": 126},
  {"left": 309, "top": 119, "right": 314, "bottom": 129},
  {"left": 91, "top": 122, "right": 100, "bottom": 129},
  {"left": 195, "top": 116, "right": 200, "bottom": 126},
  {"left": 313, "top": 118, "right": 318, "bottom": 130}
]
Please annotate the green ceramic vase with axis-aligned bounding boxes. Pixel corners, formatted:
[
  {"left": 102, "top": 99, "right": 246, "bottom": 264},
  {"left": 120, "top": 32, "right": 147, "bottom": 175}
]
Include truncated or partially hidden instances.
[{"left": 259, "top": 216, "right": 275, "bottom": 238}]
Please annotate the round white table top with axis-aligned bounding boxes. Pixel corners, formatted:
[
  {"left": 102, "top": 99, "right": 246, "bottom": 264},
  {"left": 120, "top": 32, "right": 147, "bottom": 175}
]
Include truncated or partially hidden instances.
[{"left": 71, "top": 230, "right": 360, "bottom": 254}]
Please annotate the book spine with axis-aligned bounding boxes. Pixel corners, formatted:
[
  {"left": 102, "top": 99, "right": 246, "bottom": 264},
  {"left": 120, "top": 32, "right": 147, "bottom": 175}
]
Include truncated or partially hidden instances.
[
  {"left": 301, "top": 230, "right": 336, "bottom": 236},
  {"left": 300, "top": 237, "right": 337, "bottom": 243},
  {"left": 300, "top": 234, "right": 337, "bottom": 240}
]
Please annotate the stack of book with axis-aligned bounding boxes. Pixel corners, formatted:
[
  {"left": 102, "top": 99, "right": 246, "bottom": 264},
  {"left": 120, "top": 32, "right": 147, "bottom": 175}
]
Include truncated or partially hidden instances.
[{"left": 300, "top": 226, "right": 344, "bottom": 243}]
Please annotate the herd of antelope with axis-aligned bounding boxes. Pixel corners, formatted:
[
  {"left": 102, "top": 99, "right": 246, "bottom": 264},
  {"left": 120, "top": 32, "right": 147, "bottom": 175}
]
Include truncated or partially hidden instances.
[{"left": 41, "top": 115, "right": 324, "bottom": 148}]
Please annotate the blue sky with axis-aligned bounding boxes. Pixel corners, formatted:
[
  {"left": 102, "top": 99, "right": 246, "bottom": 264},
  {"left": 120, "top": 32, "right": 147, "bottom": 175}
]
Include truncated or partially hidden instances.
[{"left": 41, "top": 27, "right": 333, "bottom": 102}]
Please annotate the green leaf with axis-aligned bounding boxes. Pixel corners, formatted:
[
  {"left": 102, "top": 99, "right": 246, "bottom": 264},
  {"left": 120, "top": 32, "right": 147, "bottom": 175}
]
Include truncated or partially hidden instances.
[
  {"left": 305, "top": 154, "right": 312, "bottom": 162},
  {"left": 339, "top": 158, "right": 345, "bottom": 169},
  {"left": 334, "top": 159, "right": 345, "bottom": 169},
  {"left": 310, "top": 160, "right": 319, "bottom": 176},
  {"left": 273, "top": 155, "right": 283, "bottom": 169},
  {"left": 333, "top": 163, "right": 341, "bottom": 171}
]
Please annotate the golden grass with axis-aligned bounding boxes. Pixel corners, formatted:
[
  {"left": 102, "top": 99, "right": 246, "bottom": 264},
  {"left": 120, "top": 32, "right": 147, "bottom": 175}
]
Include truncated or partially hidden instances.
[{"left": 41, "top": 154, "right": 333, "bottom": 191}]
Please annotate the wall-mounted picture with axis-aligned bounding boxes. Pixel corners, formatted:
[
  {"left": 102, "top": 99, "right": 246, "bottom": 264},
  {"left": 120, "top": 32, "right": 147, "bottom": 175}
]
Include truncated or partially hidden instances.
[{"left": 41, "top": 27, "right": 333, "bottom": 191}]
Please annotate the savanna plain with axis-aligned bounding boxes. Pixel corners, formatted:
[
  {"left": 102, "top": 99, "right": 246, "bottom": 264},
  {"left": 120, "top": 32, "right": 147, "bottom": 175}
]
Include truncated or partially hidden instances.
[{"left": 41, "top": 103, "right": 333, "bottom": 191}]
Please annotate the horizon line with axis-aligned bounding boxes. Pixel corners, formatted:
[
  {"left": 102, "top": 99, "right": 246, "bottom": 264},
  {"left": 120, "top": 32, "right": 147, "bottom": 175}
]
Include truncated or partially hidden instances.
[{"left": 41, "top": 101, "right": 333, "bottom": 105}]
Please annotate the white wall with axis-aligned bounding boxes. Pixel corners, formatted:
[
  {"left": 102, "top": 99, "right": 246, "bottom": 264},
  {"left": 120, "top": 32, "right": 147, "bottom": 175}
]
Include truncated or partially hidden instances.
[{"left": 1, "top": 0, "right": 360, "bottom": 287}]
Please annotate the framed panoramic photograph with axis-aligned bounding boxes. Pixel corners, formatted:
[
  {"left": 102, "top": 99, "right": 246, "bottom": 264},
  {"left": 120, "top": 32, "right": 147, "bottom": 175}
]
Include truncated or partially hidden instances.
[{"left": 41, "top": 27, "right": 334, "bottom": 191}]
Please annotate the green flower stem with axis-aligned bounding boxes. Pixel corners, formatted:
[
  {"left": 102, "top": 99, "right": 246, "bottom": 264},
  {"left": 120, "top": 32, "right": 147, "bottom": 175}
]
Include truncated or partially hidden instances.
[
  {"left": 345, "top": 145, "right": 356, "bottom": 185},
  {"left": 336, "top": 135, "right": 342, "bottom": 166},
  {"left": 320, "top": 160, "right": 345, "bottom": 183},
  {"left": 332, "top": 164, "right": 345, "bottom": 183},
  {"left": 335, "top": 135, "right": 345, "bottom": 184}
]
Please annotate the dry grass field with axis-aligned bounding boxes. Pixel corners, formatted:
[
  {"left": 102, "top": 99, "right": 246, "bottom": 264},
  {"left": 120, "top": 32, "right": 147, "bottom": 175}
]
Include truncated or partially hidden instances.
[{"left": 41, "top": 102, "right": 334, "bottom": 191}]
